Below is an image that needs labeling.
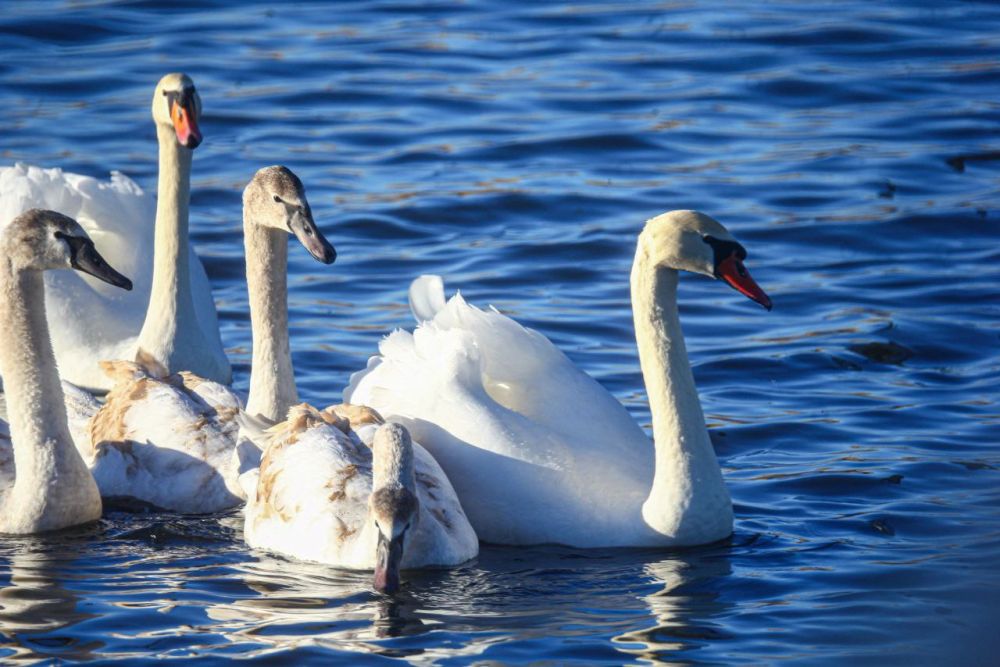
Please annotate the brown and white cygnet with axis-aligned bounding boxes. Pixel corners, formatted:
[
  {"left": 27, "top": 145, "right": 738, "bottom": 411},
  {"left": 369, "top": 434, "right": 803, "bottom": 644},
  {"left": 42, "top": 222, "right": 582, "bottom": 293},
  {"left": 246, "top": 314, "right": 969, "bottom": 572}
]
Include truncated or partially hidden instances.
[
  {"left": 81, "top": 166, "right": 335, "bottom": 514},
  {"left": 241, "top": 407, "right": 477, "bottom": 594}
]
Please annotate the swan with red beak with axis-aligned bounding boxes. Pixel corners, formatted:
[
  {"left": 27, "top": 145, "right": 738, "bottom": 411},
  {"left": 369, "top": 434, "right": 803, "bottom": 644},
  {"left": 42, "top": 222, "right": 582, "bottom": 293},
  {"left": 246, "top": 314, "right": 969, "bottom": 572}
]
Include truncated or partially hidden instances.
[
  {"left": 162, "top": 75, "right": 202, "bottom": 149},
  {"left": 703, "top": 234, "right": 772, "bottom": 310},
  {"left": 345, "top": 210, "right": 772, "bottom": 548},
  {"left": 0, "top": 72, "right": 228, "bottom": 392}
]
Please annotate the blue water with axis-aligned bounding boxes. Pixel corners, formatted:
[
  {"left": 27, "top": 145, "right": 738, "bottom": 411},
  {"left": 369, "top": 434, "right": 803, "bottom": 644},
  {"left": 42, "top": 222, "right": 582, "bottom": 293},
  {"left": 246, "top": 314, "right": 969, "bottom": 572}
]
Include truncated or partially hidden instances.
[{"left": 2, "top": 0, "right": 999, "bottom": 663}]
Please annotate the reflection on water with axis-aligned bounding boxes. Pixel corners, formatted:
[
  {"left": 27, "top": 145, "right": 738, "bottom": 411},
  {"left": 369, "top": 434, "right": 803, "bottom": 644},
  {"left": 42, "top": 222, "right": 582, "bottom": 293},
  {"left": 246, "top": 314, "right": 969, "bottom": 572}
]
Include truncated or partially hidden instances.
[
  {"left": 205, "top": 556, "right": 481, "bottom": 662},
  {"left": 615, "top": 553, "right": 732, "bottom": 662},
  {"left": 197, "top": 543, "right": 740, "bottom": 663},
  {"left": 0, "top": 541, "right": 97, "bottom": 661},
  {"left": 1, "top": 0, "right": 999, "bottom": 662}
]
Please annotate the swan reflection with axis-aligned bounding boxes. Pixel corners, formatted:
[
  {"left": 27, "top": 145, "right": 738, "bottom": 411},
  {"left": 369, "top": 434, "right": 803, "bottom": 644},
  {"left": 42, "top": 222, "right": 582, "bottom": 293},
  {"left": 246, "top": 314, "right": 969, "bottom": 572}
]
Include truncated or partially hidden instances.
[
  {"left": 613, "top": 552, "right": 733, "bottom": 662},
  {"left": 205, "top": 553, "right": 486, "bottom": 662},
  {"left": 0, "top": 545, "right": 96, "bottom": 660}
]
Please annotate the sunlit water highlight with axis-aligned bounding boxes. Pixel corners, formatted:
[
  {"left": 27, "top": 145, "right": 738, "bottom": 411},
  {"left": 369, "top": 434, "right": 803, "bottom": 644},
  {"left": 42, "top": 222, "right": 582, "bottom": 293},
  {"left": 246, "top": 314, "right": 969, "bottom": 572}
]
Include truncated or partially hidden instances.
[{"left": 1, "top": 1, "right": 999, "bottom": 663}]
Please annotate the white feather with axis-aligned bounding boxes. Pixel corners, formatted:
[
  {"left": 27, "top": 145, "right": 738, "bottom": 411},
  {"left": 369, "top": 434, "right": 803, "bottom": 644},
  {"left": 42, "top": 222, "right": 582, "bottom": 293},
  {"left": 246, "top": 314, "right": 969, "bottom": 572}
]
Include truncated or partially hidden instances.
[
  {"left": 243, "top": 405, "right": 478, "bottom": 569},
  {"left": 345, "top": 226, "right": 739, "bottom": 549},
  {"left": 85, "top": 362, "right": 245, "bottom": 513},
  {"left": 0, "top": 163, "right": 227, "bottom": 390}
]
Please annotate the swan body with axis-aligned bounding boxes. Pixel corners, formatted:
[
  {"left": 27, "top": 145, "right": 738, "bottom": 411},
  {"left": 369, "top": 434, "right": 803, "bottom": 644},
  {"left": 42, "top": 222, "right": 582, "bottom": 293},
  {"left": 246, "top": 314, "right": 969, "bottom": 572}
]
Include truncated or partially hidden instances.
[
  {"left": 241, "top": 405, "right": 478, "bottom": 592},
  {"left": 85, "top": 166, "right": 335, "bottom": 513},
  {"left": 81, "top": 360, "right": 245, "bottom": 513},
  {"left": 0, "top": 209, "right": 132, "bottom": 533},
  {"left": 346, "top": 211, "right": 771, "bottom": 548},
  {"left": 0, "top": 73, "right": 228, "bottom": 391}
]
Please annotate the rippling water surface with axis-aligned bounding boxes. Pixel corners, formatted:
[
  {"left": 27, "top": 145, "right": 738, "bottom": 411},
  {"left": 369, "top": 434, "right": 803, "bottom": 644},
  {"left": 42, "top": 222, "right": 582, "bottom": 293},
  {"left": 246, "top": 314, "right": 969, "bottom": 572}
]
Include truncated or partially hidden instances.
[{"left": 1, "top": 0, "right": 999, "bottom": 663}]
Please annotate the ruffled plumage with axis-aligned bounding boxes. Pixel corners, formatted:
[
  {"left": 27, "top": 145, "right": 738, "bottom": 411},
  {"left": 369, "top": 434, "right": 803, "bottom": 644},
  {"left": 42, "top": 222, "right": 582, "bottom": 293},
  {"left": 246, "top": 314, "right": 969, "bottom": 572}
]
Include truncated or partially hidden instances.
[
  {"left": 345, "top": 277, "right": 659, "bottom": 547},
  {"left": 0, "top": 163, "right": 227, "bottom": 390},
  {"left": 83, "top": 361, "right": 245, "bottom": 513},
  {"left": 241, "top": 403, "right": 478, "bottom": 569}
]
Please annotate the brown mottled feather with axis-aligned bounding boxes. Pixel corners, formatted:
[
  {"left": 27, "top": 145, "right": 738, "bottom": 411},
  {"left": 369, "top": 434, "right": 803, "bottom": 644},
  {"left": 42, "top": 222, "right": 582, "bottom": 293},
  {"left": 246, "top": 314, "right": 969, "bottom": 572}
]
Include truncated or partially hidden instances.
[
  {"left": 133, "top": 348, "right": 169, "bottom": 378},
  {"left": 177, "top": 371, "right": 205, "bottom": 393},
  {"left": 88, "top": 372, "right": 156, "bottom": 456},
  {"left": 327, "top": 404, "right": 384, "bottom": 434}
]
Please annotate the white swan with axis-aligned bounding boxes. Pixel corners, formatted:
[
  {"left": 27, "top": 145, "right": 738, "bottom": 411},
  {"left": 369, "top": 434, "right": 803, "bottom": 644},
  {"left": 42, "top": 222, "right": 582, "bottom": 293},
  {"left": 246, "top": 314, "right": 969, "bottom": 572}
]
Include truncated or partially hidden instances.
[
  {"left": 0, "top": 73, "right": 228, "bottom": 391},
  {"left": 345, "top": 210, "right": 772, "bottom": 548},
  {"left": 0, "top": 209, "right": 132, "bottom": 534},
  {"left": 80, "top": 166, "right": 335, "bottom": 513},
  {"left": 240, "top": 405, "right": 478, "bottom": 593}
]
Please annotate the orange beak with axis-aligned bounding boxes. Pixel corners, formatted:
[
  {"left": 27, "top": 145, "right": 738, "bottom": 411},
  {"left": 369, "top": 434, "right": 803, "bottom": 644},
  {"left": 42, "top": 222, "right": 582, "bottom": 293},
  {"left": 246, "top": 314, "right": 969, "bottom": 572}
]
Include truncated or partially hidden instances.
[
  {"left": 717, "top": 254, "right": 772, "bottom": 311},
  {"left": 170, "top": 99, "right": 202, "bottom": 149}
]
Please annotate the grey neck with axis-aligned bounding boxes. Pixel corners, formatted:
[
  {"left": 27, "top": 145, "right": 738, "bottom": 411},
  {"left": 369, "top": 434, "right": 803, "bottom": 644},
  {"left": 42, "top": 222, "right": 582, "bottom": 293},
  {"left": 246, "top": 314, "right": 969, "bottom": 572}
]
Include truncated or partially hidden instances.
[
  {"left": 0, "top": 262, "right": 98, "bottom": 530},
  {"left": 0, "top": 267, "right": 72, "bottom": 459},
  {"left": 243, "top": 221, "right": 297, "bottom": 422}
]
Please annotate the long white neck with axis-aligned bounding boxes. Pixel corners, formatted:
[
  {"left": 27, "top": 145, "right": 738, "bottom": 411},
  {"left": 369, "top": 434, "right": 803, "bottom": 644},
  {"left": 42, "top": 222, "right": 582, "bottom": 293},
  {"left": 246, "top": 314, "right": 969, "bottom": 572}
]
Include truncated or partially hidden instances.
[
  {"left": 0, "top": 263, "right": 101, "bottom": 533},
  {"left": 243, "top": 221, "right": 297, "bottom": 422},
  {"left": 134, "top": 125, "right": 202, "bottom": 374},
  {"left": 630, "top": 250, "right": 732, "bottom": 542}
]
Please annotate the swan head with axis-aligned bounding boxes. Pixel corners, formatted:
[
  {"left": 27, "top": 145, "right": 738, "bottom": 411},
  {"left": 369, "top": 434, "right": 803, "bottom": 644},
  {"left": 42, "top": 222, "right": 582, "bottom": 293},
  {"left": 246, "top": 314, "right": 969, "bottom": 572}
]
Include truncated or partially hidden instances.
[
  {"left": 369, "top": 423, "right": 419, "bottom": 595},
  {"left": 152, "top": 73, "right": 202, "bottom": 149},
  {"left": 243, "top": 165, "right": 337, "bottom": 265},
  {"left": 638, "top": 210, "right": 771, "bottom": 310},
  {"left": 2, "top": 209, "right": 133, "bottom": 290}
]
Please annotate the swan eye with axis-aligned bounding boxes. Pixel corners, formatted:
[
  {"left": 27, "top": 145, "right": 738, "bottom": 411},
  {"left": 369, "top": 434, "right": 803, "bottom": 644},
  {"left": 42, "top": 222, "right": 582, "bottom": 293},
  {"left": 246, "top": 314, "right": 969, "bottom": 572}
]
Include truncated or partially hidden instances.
[{"left": 273, "top": 195, "right": 281, "bottom": 203}]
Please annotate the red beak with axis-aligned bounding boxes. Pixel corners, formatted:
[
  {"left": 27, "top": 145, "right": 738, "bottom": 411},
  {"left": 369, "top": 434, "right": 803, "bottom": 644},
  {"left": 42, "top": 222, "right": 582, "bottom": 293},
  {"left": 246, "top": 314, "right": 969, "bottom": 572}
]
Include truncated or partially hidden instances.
[
  {"left": 717, "top": 255, "right": 772, "bottom": 311},
  {"left": 170, "top": 99, "right": 202, "bottom": 149}
]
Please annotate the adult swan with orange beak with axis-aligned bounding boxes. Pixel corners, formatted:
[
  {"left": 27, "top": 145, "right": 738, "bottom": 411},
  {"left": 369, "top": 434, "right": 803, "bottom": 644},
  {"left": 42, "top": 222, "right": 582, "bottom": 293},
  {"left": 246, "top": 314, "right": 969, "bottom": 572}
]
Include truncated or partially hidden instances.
[{"left": 0, "top": 73, "right": 229, "bottom": 392}]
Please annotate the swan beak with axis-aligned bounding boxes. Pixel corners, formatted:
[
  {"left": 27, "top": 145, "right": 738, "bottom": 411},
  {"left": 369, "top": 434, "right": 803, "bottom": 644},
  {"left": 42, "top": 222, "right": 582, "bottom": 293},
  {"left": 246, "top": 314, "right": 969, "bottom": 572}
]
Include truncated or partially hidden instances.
[
  {"left": 717, "top": 255, "right": 771, "bottom": 311},
  {"left": 289, "top": 209, "right": 336, "bottom": 265},
  {"left": 170, "top": 98, "right": 202, "bottom": 149},
  {"left": 67, "top": 237, "right": 133, "bottom": 291},
  {"left": 373, "top": 530, "right": 404, "bottom": 594}
]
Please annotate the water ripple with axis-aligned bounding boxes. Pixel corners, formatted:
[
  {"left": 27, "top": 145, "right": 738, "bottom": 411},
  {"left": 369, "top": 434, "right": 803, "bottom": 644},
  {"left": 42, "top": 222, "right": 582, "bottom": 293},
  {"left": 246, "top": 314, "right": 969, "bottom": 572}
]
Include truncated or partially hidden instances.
[{"left": 1, "top": 0, "right": 999, "bottom": 664}]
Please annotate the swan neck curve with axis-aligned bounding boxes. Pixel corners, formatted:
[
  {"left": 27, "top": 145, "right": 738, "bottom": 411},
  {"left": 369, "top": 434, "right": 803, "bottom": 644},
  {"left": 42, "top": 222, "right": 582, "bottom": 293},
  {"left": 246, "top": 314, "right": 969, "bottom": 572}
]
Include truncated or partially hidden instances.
[
  {"left": 630, "top": 249, "right": 731, "bottom": 541},
  {"left": 0, "top": 262, "right": 100, "bottom": 533},
  {"left": 243, "top": 220, "right": 297, "bottom": 422},
  {"left": 135, "top": 125, "right": 202, "bottom": 373}
]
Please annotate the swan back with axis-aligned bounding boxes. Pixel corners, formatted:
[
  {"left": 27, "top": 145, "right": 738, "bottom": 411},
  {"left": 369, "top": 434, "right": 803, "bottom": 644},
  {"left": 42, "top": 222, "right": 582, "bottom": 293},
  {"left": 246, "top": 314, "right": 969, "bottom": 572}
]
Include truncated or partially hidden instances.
[
  {"left": 86, "top": 360, "right": 244, "bottom": 513},
  {"left": 0, "top": 160, "right": 224, "bottom": 390},
  {"left": 345, "top": 279, "right": 655, "bottom": 545},
  {"left": 242, "top": 404, "right": 478, "bottom": 572}
]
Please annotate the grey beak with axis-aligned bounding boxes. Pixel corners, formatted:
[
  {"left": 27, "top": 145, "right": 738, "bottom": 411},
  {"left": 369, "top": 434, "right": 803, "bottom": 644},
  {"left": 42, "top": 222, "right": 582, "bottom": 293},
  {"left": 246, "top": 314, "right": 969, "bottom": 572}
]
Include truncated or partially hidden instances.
[
  {"left": 373, "top": 530, "right": 405, "bottom": 594},
  {"left": 288, "top": 208, "right": 336, "bottom": 265},
  {"left": 62, "top": 234, "right": 133, "bottom": 290}
]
